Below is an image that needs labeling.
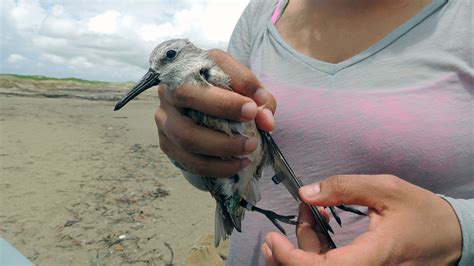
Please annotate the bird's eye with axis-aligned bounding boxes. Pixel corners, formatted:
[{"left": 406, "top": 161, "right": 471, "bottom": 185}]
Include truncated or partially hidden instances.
[{"left": 166, "top": 50, "right": 177, "bottom": 59}]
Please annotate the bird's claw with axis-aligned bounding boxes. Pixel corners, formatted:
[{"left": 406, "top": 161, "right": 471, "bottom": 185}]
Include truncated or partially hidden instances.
[
  {"left": 324, "top": 204, "right": 366, "bottom": 227},
  {"left": 337, "top": 205, "right": 367, "bottom": 216}
]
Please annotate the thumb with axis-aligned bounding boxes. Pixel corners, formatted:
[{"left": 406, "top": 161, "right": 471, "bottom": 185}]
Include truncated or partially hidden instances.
[
  {"left": 265, "top": 232, "right": 295, "bottom": 264},
  {"left": 208, "top": 49, "right": 276, "bottom": 131},
  {"left": 299, "top": 174, "right": 402, "bottom": 211}
]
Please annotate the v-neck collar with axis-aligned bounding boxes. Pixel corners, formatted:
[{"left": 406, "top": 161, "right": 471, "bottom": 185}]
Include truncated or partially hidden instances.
[{"left": 267, "top": 0, "right": 449, "bottom": 75}]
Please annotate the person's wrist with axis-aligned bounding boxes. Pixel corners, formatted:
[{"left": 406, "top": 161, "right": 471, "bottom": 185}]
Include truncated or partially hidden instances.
[{"left": 438, "top": 196, "right": 463, "bottom": 264}]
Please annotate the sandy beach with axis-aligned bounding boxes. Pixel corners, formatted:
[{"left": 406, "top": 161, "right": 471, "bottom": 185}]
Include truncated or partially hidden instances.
[{"left": 0, "top": 76, "right": 227, "bottom": 265}]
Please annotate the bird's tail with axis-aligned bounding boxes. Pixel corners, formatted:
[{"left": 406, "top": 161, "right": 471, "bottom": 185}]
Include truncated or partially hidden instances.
[
  {"left": 202, "top": 176, "right": 246, "bottom": 247},
  {"left": 213, "top": 199, "right": 244, "bottom": 247}
]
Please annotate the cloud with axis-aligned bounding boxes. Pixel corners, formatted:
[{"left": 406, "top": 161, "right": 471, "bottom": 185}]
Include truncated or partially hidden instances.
[
  {"left": 9, "top": 0, "right": 46, "bottom": 31},
  {"left": 40, "top": 7, "right": 82, "bottom": 38},
  {"left": 140, "top": 23, "right": 178, "bottom": 42},
  {"left": 87, "top": 10, "right": 122, "bottom": 34},
  {"left": 40, "top": 53, "right": 67, "bottom": 64},
  {"left": 7, "top": 54, "right": 27, "bottom": 64},
  {"left": 1, "top": 0, "right": 250, "bottom": 82}
]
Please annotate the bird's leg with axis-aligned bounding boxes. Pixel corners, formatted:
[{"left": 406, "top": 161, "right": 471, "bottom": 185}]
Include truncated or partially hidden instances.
[
  {"left": 239, "top": 199, "right": 298, "bottom": 235},
  {"left": 328, "top": 206, "right": 342, "bottom": 227}
]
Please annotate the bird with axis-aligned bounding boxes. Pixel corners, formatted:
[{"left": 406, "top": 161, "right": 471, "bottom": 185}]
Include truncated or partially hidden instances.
[
  {"left": 114, "top": 39, "right": 365, "bottom": 247},
  {"left": 114, "top": 39, "right": 297, "bottom": 247}
]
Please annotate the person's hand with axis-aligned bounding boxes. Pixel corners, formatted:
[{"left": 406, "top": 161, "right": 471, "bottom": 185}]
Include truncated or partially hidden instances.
[
  {"left": 262, "top": 174, "right": 462, "bottom": 265},
  {"left": 154, "top": 49, "right": 276, "bottom": 178}
]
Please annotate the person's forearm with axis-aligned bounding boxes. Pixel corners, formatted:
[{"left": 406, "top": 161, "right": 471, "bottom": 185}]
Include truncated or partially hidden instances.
[{"left": 440, "top": 196, "right": 474, "bottom": 266}]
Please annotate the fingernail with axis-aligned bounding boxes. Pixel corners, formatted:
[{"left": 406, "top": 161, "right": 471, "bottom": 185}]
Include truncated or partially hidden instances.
[
  {"left": 241, "top": 159, "right": 251, "bottom": 169},
  {"left": 253, "top": 88, "right": 268, "bottom": 105},
  {"left": 262, "top": 108, "right": 274, "bottom": 124},
  {"left": 261, "top": 243, "right": 271, "bottom": 258},
  {"left": 300, "top": 183, "right": 320, "bottom": 198},
  {"left": 241, "top": 102, "right": 257, "bottom": 121},
  {"left": 245, "top": 137, "right": 258, "bottom": 153},
  {"left": 265, "top": 236, "right": 273, "bottom": 249}
]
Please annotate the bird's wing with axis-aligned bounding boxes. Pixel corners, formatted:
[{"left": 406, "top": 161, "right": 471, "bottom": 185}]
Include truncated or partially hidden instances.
[{"left": 260, "top": 130, "right": 337, "bottom": 252}]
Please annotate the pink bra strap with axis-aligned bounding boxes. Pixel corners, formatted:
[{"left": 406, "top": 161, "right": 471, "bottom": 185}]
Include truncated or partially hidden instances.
[{"left": 271, "top": 0, "right": 283, "bottom": 25}]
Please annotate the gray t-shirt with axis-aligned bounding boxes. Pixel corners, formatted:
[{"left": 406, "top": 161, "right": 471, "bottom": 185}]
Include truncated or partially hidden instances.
[{"left": 221, "top": 0, "right": 473, "bottom": 265}]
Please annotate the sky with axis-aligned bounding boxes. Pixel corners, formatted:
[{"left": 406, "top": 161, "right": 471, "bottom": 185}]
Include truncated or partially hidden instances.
[{"left": 0, "top": 0, "right": 250, "bottom": 82}]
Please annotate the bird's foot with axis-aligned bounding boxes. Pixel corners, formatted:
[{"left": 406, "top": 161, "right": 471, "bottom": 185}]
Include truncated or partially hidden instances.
[{"left": 239, "top": 199, "right": 298, "bottom": 235}]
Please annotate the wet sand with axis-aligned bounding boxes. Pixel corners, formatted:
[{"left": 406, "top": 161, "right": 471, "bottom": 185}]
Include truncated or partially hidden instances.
[{"left": 0, "top": 91, "right": 227, "bottom": 265}]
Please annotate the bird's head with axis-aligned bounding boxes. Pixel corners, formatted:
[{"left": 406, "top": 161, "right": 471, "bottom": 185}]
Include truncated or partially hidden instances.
[{"left": 114, "top": 39, "right": 200, "bottom": 111}]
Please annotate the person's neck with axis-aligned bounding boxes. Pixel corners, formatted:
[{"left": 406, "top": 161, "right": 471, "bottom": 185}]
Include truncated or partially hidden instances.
[
  {"left": 276, "top": 0, "right": 433, "bottom": 63},
  {"left": 290, "top": 0, "right": 432, "bottom": 15}
]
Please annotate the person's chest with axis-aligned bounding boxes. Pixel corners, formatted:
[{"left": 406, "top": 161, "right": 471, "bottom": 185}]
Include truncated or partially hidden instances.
[{"left": 262, "top": 73, "right": 473, "bottom": 197}]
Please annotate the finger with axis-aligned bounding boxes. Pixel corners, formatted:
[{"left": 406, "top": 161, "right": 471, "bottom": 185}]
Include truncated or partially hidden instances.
[
  {"left": 297, "top": 203, "right": 322, "bottom": 253},
  {"left": 160, "top": 80, "right": 258, "bottom": 122},
  {"left": 158, "top": 131, "right": 246, "bottom": 178},
  {"left": 265, "top": 232, "right": 295, "bottom": 265},
  {"left": 320, "top": 233, "right": 385, "bottom": 265},
  {"left": 318, "top": 207, "right": 331, "bottom": 223},
  {"left": 261, "top": 243, "right": 278, "bottom": 266},
  {"left": 255, "top": 107, "right": 275, "bottom": 132},
  {"left": 299, "top": 175, "right": 404, "bottom": 213},
  {"left": 266, "top": 232, "right": 314, "bottom": 265},
  {"left": 156, "top": 91, "right": 257, "bottom": 157},
  {"left": 209, "top": 49, "right": 262, "bottom": 97},
  {"left": 209, "top": 49, "right": 277, "bottom": 112},
  {"left": 268, "top": 223, "right": 385, "bottom": 266}
]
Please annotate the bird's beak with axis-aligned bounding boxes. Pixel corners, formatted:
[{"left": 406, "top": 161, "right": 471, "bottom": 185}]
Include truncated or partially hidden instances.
[{"left": 114, "top": 68, "right": 161, "bottom": 111}]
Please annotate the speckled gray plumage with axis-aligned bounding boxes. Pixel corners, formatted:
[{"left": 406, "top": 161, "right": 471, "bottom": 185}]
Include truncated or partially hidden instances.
[{"left": 148, "top": 39, "right": 269, "bottom": 246}]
